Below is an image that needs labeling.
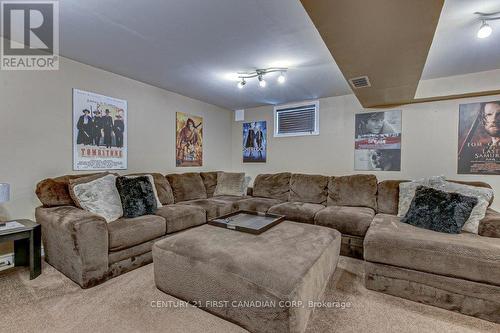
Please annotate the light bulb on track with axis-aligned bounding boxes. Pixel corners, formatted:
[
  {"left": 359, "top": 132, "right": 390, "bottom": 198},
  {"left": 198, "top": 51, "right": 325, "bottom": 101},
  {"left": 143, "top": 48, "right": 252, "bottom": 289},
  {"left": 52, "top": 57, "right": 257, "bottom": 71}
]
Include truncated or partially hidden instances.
[
  {"left": 258, "top": 75, "right": 266, "bottom": 88},
  {"left": 277, "top": 72, "right": 286, "bottom": 84},
  {"left": 477, "top": 21, "right": 492, "bottom": 39}
]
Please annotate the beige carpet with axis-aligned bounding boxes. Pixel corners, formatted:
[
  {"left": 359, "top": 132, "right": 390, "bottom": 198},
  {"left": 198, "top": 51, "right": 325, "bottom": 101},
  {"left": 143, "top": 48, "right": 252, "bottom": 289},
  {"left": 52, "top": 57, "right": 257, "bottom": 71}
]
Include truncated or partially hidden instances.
[{"left": 1, "top": 256, "right": 498, "bottom": 333}]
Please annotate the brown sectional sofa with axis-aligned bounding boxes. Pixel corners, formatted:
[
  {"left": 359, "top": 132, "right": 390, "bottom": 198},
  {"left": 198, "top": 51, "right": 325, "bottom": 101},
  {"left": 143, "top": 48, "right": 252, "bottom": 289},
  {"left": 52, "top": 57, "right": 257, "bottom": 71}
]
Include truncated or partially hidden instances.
[
  {"left": 35, "top": 171, "right": 500, "bottom": 323},
  {"left": 232, "top": 172, "right": 377, "bottom": 257},
  {"left": 35, "top": 171, "right": 373, "bottom": 288},
  {"left": 35, "top": 172, "right": 212, "bottom": 288},
  {"left": 364, "top": 179, "right": 500, "bottom": 323}
]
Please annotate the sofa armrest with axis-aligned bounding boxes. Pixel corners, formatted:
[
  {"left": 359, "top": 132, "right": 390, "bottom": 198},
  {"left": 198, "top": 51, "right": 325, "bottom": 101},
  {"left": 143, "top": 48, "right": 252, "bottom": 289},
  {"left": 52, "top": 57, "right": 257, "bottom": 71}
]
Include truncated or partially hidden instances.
[
  {"left": 479, "top": 208, "right": 500, "bottom": 238},
  {"left": 35, "top": 206, "right": 109, "bottom": 288}
]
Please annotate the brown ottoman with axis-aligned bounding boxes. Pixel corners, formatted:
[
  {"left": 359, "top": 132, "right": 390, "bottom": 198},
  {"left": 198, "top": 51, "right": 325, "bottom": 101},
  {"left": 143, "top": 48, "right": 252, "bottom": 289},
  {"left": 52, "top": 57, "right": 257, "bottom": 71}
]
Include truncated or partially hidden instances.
[{"left": 153, "top": 221, "right": 341, "bottom": 333}]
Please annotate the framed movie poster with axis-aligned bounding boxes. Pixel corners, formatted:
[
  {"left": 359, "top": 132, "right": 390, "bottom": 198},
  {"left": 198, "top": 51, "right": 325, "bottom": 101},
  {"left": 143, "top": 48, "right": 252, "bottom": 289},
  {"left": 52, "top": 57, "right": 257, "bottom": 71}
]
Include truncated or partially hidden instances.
[
  {"left": 176, "top": 112, "right": 203, "bottom": 167},
  {"left": 243, "top": 121, "right": 267, "bottom": 163},
  {"left": 354, "top": 110, "right": 401, "bottom": 171},
  {"left": 458, "top": 100, "right": 500, "bottom": 174},
  {"left": 73, "top": 89, "right": 127, "bottom": 170}
]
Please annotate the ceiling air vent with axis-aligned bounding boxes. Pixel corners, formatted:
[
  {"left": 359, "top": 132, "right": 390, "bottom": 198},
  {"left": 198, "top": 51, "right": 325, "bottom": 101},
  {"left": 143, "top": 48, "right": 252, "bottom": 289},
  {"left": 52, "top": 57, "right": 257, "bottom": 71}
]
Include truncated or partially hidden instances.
[{"left": 349, "top": 76, "right": 371, "bottom": 89}]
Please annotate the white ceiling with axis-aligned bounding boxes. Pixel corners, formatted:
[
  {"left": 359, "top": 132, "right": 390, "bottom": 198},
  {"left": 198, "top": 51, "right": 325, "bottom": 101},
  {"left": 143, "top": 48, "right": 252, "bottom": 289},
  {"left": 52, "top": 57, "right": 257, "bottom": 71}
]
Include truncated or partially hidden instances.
[
  {"left": 59, "top": 0, "right": 351, "bottom": 110},
  {"left": 422, "top": 0, "right": 500, "bottom": 80}
]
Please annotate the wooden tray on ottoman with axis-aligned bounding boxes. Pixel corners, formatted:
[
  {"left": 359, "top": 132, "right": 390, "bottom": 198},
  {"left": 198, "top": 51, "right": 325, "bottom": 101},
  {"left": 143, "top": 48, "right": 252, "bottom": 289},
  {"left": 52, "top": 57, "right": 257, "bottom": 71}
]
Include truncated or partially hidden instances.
[{"left": 208, "top": 210, "right": 285, "bottom": 234}]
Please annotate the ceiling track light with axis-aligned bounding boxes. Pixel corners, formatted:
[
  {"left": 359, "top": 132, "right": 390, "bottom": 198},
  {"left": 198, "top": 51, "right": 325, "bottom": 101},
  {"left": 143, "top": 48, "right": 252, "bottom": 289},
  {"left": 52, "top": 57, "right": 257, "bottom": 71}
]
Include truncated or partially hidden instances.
[
  {"left": 237, "top": 78, "right": 246, "bottom": 89},
  {"left": 474, "top": 11, "right": 500, "bottom": 39},
  {"left": 258, "top": 75, "right": 266, "bottom": 88},
  {"left": 277, "top": 71, "right": 286, "bottom": 84},
  {"left": 236, "top": 67, "right": 288, "bottom": 88},
  {"left": 478, "top": 20, "right": 492, "bottom": 38}
]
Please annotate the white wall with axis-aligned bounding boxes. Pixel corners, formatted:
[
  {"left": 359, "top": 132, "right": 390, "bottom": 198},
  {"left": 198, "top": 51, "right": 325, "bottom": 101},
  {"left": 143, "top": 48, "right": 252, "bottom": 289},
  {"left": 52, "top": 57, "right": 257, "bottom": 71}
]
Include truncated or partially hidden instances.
[
  {"left": 0, "top": 56, "right": 233, "bottom": 221},
  {"left": 2, "top": 52, "right": 499, "bottom": 221},
  {"left": 416, "top": 69, "right": 500, "bottom": 98},
  {"left": 231, "top": 93, "right": 500, "bottom": 210}
]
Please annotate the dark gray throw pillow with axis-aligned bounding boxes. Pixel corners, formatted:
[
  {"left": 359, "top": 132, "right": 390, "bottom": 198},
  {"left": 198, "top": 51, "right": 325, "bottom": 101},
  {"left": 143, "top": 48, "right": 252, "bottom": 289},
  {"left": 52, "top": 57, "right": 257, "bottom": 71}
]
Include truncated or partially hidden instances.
[
  {"left": 116, "top": 176, "right": 157, "bottom": 218},
  {"left": 401, "top": 186, "right": 478, "bottom": 234}
]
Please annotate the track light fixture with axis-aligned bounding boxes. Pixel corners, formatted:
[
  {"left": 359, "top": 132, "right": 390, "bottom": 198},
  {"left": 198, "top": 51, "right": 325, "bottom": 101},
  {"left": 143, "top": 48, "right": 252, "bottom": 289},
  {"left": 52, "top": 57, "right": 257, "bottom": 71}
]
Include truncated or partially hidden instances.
[
  {"left": 478, "top": 20, "right": 493, "bottom": 38},
  {"left": 236, "top": 67, "right": 288, "bottom": 89},
  {"left": 258, "top": 75, "right": 266, "bottom": 88},
  {"left": 475, "top": 11, "right": 500, "bottom": 39},
  {"left": 277, "top": 72, "right": 286, "bottom": 84},
  {"left": 237, "top": 78, "right": 246, "bottom": 89}
]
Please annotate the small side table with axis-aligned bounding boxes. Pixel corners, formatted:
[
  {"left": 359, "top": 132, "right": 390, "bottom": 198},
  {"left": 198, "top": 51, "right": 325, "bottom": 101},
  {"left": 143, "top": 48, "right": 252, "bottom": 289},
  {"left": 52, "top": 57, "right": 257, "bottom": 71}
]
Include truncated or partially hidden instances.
[{"left": 0, "top": 219, "right": 41, "bottom": 279}]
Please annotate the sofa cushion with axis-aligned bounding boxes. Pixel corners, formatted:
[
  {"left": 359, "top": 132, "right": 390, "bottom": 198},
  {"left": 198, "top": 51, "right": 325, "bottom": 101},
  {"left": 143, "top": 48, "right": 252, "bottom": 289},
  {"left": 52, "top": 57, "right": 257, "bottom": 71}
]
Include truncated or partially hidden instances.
[
  {"left": 166, "top": 173, "right": 207, "bottom": 203},
  {"left": 107, "top": 215, "right": 166, "bottom": 251},
  {"left": 236, "top": 197, "right": 283, "bottom": 213},
  {"left": 36, "top": 173, "right": 102, "bottom": 207},
  {"left": 315, "top": 206, "right": 375, "bottom": 237},
  {"left": 209, "top": 195, "right": 246, "bottom": 203},
  {"left": 479, "top": 209, "right": 500, "bottom": 239},
  {"left": 327, "top": 175, "right": 377, "bottom": 210},
  {"left": 364, "top": 213, "right": 500, "bottom": 286},
  {"left": 289, "top": 173, "right": 328, "bottom": 204},
  {"left": 155, "top": 204, "right": 206, "bottom": 234},
  {"left": 268, "top": 202, "right": 325, "bottom": 224},
  {"left": 108, "top": 236, "right": 168, "bottom": 265},
  {"left": 127, "top": 173, "right": 174, "bottom": 205},
  {"left": 253, "top": 173, "right": 291, "bottom": 201},
  {"left": 213, "top": 172, "right": 246, "bottom": 197},
  {"left": 200, "top": 171, "right": 219, "bottom": 198},
  {"left": 179, "top": 198, "right": 236, "bottom": 220},
  {"left": 377, "top": 180, "right": 408, "bottom": 215}
]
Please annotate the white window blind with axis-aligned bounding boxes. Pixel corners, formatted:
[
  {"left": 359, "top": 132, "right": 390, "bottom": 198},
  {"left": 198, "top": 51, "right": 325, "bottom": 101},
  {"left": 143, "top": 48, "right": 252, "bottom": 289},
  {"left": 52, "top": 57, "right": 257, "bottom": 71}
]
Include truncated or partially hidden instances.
[{"left": 274, "top": 101, "right": 319, "bottom": 137}]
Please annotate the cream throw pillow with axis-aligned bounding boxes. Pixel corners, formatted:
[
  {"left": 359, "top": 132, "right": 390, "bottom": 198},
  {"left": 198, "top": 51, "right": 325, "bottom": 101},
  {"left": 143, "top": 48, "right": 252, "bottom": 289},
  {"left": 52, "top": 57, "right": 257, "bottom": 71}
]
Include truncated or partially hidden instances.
[
  {"left": 125, "top": 174, "right": 162, "bottom": 208},
  {"left": 70, "top": 174, "right": 123, "bottom": 223},
  {"left": 398, "top": 176, "right": 445, "bottom": 217},
  {"left": 432, "top": 181, "right": 493, "bottom": 234},
  {"left": 243, "top": 176, "right": 252, "bottom": 196},
  {"left": 213, "top": 172, "right": 247, "bottom": 197}
]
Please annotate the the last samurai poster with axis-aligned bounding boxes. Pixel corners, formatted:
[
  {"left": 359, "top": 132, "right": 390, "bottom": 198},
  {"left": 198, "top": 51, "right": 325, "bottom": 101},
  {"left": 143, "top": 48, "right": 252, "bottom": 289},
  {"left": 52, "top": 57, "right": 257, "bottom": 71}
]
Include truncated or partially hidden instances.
[{"left": 458, "top": 100, "right": 500, "bottom": 174}]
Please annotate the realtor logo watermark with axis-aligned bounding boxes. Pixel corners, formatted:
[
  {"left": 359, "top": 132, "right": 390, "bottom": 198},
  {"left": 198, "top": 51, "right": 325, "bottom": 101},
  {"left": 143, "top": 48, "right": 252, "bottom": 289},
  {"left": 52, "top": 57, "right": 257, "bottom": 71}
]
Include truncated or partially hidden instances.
[{"left": 1, "top": 1, "right": 59, "bottom": 70}]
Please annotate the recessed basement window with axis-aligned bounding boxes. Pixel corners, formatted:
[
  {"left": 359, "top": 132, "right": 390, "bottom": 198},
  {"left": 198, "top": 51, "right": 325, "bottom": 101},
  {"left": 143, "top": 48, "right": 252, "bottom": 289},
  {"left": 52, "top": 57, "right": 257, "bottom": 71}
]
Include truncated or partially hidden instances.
[{"left": 274, "top": 101, "right": 319, "bottom": 137}]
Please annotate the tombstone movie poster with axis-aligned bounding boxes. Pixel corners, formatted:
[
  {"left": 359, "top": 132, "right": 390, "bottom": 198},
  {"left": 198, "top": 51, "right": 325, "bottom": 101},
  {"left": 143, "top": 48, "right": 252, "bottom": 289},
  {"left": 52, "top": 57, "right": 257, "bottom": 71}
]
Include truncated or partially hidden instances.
[
  {"left": 73, "top": 89, "right": 128, "bottom": 170},
  {"left": 354, "top": 110, "right": 401, "bottom": 171},
  {"left": 243, "top": 121, "right": 267, "bottom": 163},
  {"left": 458, "top": 100, "right": 500, "bottom": 174},
  {"left": 176, "top": 112, "right": 203, "bottom": 167}
]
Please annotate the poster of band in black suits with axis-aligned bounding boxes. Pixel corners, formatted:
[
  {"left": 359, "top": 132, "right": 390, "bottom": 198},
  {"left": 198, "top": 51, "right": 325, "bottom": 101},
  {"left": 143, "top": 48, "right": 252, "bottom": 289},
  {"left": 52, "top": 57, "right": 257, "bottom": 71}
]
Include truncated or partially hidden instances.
[
  {"left": 243, "top": 121, "right": 266, "bottom": 163},
  {"left": 354, "top": 110, "right": 401, "bottom": 171},
  {"left": 458, "top": 100, "right": 500, "bottom": 174},
  {"left": 73, "top": 89, "right": 127, "bottom": 170}
]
